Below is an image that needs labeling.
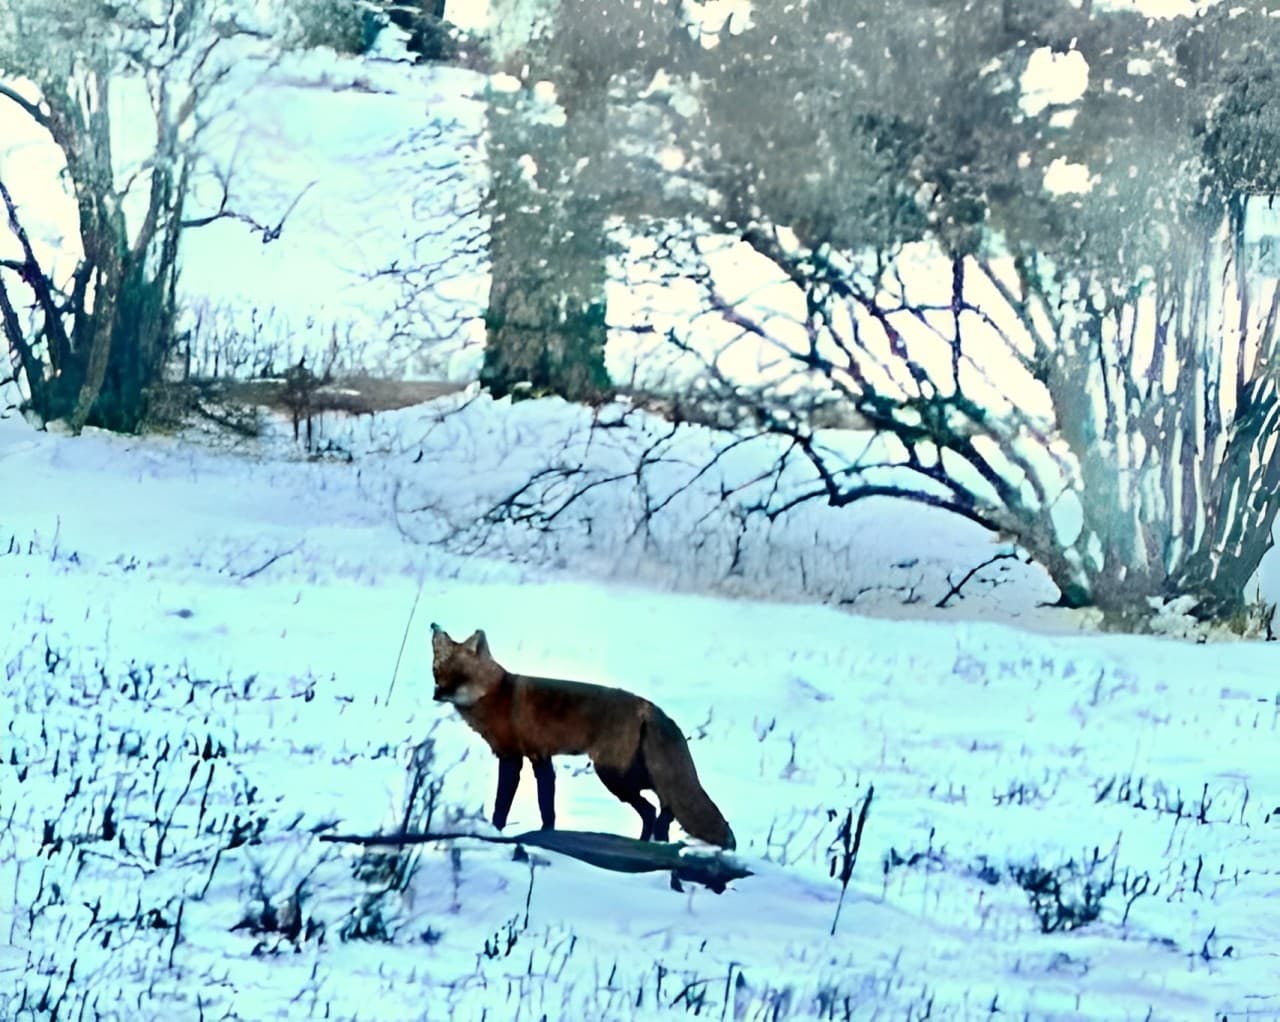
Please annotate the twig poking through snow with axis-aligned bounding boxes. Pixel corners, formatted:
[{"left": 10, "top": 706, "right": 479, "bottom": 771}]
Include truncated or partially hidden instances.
[
  {"left": 829, "top": 785, "right": 874, "bottom": 936},
  {"left": 386, "top": 573, "right": 425, "bottom": 705}
]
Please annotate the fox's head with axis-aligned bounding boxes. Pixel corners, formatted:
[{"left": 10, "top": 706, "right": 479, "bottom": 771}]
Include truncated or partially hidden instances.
[{"left": 431, "top": 623, "right": 504, "bottom": 706}]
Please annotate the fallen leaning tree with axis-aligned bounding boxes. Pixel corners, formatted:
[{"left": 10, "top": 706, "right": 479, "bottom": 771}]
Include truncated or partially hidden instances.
[{"left": 319, "top": 827, "right": 753, "bottom": 892}]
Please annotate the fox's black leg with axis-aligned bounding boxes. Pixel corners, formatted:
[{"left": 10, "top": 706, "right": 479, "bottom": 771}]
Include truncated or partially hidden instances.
[
  {"left": 653, "top": 805, "right": 674, "bottom": 843},
  {"left": 493, "top": 756, "right": 522, "bottom": 830},
  {"left": 594, "top": 767, "right": 657, "bottom": 840},
  {"left": 629, "top": 797, "right": 658, "bottom": 841},
  {"left": 531, "top": 758, "right": 557, "bottom": 830}
]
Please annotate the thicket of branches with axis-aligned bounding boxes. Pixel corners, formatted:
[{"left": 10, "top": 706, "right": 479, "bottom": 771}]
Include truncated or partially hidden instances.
[
  {"left": 484, "top": 0, "right": 1280, "bottom": 623},
  {"left": 0, "top": 2, "right": 265, "bottom": 430},
  {"left": 0, "top": 0, "right": 402, "bottom": 432}
]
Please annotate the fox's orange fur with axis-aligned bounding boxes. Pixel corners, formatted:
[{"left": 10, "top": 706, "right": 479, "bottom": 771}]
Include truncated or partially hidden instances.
[{"left": 431, "top": 624, "right": 735, "bottom": 849}]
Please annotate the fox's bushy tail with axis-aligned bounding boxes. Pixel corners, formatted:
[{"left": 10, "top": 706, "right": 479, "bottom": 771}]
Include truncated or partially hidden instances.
[{"left": 642, "top": 707, "right": 736, "bottom": 849}]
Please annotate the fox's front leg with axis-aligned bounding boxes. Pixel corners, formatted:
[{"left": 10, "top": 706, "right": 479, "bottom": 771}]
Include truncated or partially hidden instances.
[
  {"left": 493, "top": 755, "right": 522, "bottom": 829},
  {"left": 531, "top": 758, "right": 556, "bottom": 830}
]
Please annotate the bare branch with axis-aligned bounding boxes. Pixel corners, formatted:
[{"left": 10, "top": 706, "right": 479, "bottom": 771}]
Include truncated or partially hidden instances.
[
  {"left": 182, "top": 181, "right": 315, "bottom": 243},
  {"left": 0, "top": 176, "right": 74, "bottom": 374},
  {"left": 0, "top": 82, "right": 48, "bottom": 127},
  {"left": 936, "top": 551, "right": 1021, "bottom": 609},
  {"left": 0, "top": 271, "right": 44, "bottom": 409}
]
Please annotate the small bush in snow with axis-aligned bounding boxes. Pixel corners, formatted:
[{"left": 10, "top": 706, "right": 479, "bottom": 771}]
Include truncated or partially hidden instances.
[
  {"left": 1009, "top": 848, "right": 1115, "bottom": 934},
  {"left": 233, "top": 864, "right": 327, "bottom": 951},
  {"left": 352, "top": 735, "right": 446, "bottom": 891}
]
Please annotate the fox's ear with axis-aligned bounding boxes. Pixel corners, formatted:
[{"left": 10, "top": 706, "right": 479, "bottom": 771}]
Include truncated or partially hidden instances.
[{"left": 463, "top": 629, "right": 490, "bottom": 657}]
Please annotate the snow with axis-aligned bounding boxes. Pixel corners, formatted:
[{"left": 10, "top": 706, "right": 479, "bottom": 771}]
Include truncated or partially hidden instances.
[
  {"left": 4, "top": 392, "right": 1280, "bottom": 1019},
  {"left": 1020, "top": 49, "right": 1090, "bottom": 117},
  {"left": 1043, "top": 158, "right": 1095, "bottom": 197},
  {"left": 3, "top": 31, "right": 1280, "bottom": 1022}
]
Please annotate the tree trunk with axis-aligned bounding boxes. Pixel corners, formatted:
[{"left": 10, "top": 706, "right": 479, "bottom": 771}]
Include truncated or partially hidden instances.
[
  {"left": 76, "top": 255, "right": 177, "bottom": 432},
  {"left": 481, "top": 0, "right": 612, "bottom": 404}
]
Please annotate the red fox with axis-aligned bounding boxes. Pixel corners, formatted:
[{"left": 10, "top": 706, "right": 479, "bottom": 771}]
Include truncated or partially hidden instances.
[{"left": 430, "top": 624, "right": 735, "bottom": 849}]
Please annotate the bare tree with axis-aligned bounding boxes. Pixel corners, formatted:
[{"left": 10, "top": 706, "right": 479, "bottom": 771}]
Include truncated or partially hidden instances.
[
  {"left": 640, "top": 212, "right": 1278, "bottom": 622},
  {"left": 654, "top": 1, "right": 1280, "bottom": 622},
  {"left": 463, "top": 0, "right": 1280, "bottom": 624},
  {"left": 0, "top": 0, "right": 292, "bottom": 432},
  {"left": 478, "top": 0, "right": 613, "bottom": 402}
]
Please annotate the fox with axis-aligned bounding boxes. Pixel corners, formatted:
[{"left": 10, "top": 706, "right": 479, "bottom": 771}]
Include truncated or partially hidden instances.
[{"left": 430, "top": 623, "right": 735, "bottom": 849}]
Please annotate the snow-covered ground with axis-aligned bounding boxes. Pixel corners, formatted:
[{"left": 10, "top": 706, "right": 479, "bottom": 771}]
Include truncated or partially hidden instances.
[{"left": 3, "top": 32, "right": 1280, "bottom": 1022}]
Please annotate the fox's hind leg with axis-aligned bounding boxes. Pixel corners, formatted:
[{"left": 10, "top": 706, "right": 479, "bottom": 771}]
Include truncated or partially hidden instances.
[
  {"left": 652, "top": 804, "right": 674, "bottom": 843},
  {"left": 594, "top": 765, "right": 658, "bottom": 840},
  {"left": 493, "top": 755, "right": 522, "bottom": 830}
]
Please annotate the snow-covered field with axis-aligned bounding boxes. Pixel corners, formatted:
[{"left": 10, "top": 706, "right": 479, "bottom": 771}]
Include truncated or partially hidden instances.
[
  {"left": 3, "top": 35, "right": 1280, "bottom": 1022},
  {"left": 3, "top": 396, "right": 1279, "bottom": 1020}
]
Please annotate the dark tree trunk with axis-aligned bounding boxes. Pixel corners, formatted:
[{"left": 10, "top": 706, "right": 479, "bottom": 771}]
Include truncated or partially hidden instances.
[
  {"left": 80, "top": 257, "right": 176, "bottom": 431},
  {"left": 384, "top": 1, "right": 454, "bottom": 62},
  {"left": 481, "top": 59, "right": 612, "bottom": 404}
]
